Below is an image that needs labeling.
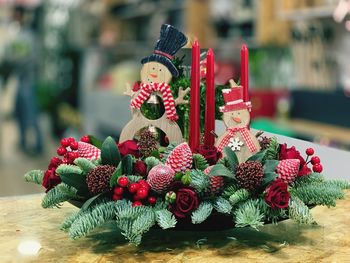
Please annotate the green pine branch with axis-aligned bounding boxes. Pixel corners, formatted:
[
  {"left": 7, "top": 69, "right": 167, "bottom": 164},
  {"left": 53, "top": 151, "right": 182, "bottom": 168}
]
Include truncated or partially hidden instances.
[
  {"left": 191, "top": 202, "right": 213, "bottom": 224},
  {"left": 292, "top": 173, "right": 325, "bottom": 187},
  {"left": 61, "top": 211, "right": 81, "bottom": 231},
  {"left": 234, "top": 199, "right": 264, "bottom": 229},
  {"left": 288, "top": 196, "right": 316, "bottom": 225},
  {"left": 155, "top": 209, "right": 177, "bottom": 229},
  {"left": 265, "top": 137, "right": 280, "bottom": 160},
  {"left": 190, "top": 169, "right": 210, "bottom": 193},
  {"left": 326, "top": 179, "right": 350, "bottom": 189},
  {"left": 24, "top": 170, "right": 44, "bottom": 185},
  {"left": 127, "top": 175, "right": 143, "bottom": 183},
  {"left": 144, "top": 156, "right": 160, "bottom": 172},
  {"left": 192, "top": 154, "right": 209, "bottom": 171},
  {"left": 213, "top": 197, "right": 232, "bottom": 214},
  {"left": 56, "top": 164, "right": 83, "bottom": 176},
  {"left": 42, "top": 183, "right": 79, "bottom": 208},
  {"left": 256, "top": 199, "right": 287, "bottom": 224},
  {"left": 222, "top": 184, "right": 240, "bottom": 199},
  {"left": 229, "top": 189, "right": 250, "bottom": 206},
  {"left": 74, "top": 158, "right": 96, "bottom": 174}
]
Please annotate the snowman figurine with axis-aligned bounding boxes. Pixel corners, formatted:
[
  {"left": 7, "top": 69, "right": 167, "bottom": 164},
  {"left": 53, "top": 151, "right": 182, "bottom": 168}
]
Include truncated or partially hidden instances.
[
  {"left": 120, "top": 24, "right": 189, "bottom": 143},
  {"left": 215, "top": 82, "right": 260, "bottom": 163}
]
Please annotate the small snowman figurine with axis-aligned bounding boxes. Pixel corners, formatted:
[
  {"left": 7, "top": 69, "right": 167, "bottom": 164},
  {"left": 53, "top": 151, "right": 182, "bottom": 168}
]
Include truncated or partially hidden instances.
[
  {"left": 215, "top": 81, "right": 260, "bottom": 163},
  {"left": 120, "top": 24, "right": 189, "bottom": 143}
]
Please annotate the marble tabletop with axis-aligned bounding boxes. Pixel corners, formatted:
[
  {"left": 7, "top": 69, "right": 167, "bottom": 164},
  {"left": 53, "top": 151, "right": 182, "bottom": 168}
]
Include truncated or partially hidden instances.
[{"left": 1, "top": 191, "right": 350, "bottom": 263}]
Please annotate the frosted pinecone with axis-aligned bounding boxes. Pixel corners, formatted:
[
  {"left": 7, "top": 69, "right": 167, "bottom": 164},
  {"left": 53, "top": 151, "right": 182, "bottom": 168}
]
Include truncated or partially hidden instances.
[
  {"left": 204, "top": 166, "right": 225, "bottom": 195},
  {"left": 235, "top": 161, "right": 264, "bottom": 192},
  {"left": 165, "top": 142, "right": 193, "bottom": 172},
  {"left": 276, "top": 159, "right": 300, "bottom": 184},
  {"left": 78, "top": 142, "right": 101, "bottom": 160},
  {"left": 147, "top": 164, "right": 175, "bottom": 193}
]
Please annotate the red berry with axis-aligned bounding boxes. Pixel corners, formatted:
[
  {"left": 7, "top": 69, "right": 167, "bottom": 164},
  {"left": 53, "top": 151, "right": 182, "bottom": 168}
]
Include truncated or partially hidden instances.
[
  {"left": 132, "top": 201, "right": 142, "bottom": 207},
  {"left": 148, "top": 196, "right": 157, "bottom": 205},
  {"left": 136, "top": 187, "right": 148, "bottom": 200},
  {"left": 70, "top": 141, "right": 79, "bottom": 150},
  {"left": 118, "top": 176, "right": 129, "bottom": 187},
  {"left": 306, "top": 148, "right": 314, "bottom": 156},
  {"left": 57, "top": 147, "right": 67, "bottom": 156},
  {"left": 134, "top": 195, "right": 142, "bottom": 201},
  {"left": 60, "top": 138, "right": 70, "bottom": 147},
  {"left": 80, "top": 135, "right": 90, "bottom": 143},
  {"left": 138, "top": 180, "right": 150, "bottom": 191},
  {"left": 114, "top": 186, "right": 124, "bottom": 196},
  {"left": 128, "top": 183, "right": 140, "bottom": 193},
  {"left": 313, "top": 163, "right": 323, "bottom": 173},
  {"left": 112, "top": 194, "right": 123, "bottom": 201},
  {"left": 311, "top": 156, "right": 321, "bottom": 165}
]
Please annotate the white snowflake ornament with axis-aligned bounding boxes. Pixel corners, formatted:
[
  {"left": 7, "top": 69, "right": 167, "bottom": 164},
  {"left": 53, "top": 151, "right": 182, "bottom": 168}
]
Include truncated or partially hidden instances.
[{"left": 227, "top": 137, "right": 244, "bottom": 151}]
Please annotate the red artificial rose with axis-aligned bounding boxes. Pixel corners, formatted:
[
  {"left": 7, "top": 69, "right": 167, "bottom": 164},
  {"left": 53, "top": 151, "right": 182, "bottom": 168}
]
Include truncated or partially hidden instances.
[
  {"left": 298, "top": 164, "right": 312, "bottom": 177},
  {"left": 197, "top": 145, "right": 222, "bottom": 165},
  {"left": 279, "top": 144, "right": 311, "bottom": 177},
  {"left": 118, "top": 140, "right": 140, "bottom": 158},
  {"left": 42, "top": 168, "right": 61, "bottom": 192},
  {"left": 133, "top": 160, "right": 147, "bottom": 176},
  {"left": 170, "top": 186, "right": 199, "bottom": 218},
  {"left": 264, "top": 179, "right": 290, "bottom": 209}
]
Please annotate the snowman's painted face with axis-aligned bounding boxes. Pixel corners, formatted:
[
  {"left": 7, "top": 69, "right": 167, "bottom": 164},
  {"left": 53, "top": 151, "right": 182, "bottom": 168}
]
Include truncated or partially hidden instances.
[
  {"left": 140, "top": 62, "right": 172, "bottom": 84},
  {"left": 223, "top": 109, "right": 250, "bottom": 127}
]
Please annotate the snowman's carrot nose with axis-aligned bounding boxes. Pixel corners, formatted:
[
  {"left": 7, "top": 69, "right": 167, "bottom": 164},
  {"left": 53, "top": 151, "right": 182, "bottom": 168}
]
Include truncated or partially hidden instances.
[
  {"left": 233, "top": 116, "right": 241, "bottom": 123},
  {"left": 149, "top": 73, "right": 158, "bottom": 78}
]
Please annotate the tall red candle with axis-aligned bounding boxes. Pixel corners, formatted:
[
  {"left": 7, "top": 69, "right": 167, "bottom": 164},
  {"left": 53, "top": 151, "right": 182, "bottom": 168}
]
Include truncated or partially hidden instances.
[
  {"left": 241, "top": 44, "right": 249, "bottom": 102},
  {"left": 204, "top": 48, "right": 215, "bottom": 147},
  {"left": 188, "top": 40, "right": 200, "bottom": 152}
]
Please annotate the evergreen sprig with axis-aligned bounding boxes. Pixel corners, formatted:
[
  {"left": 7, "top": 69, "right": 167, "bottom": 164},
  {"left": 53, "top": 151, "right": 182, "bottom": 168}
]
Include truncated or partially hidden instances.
[
  {"left": 229, "top": 189, "right": 250, "bottom": 206},
  {"left": 42, "top": 183, "right": 79, "bottom": 208},
  {"left": 222, "top": 184, "right": 240, "bottom": 199},
  {"left": 265, "top": 137, "right": 280, "bottom": 160},
  {"left": 213, "top": 197, "right": 232, "bottom": 214},
  {"left": 234, "top": 199, "right": 264, "bottom": 229},
  {"left": 192, "top": 154, "right": 209, "bottom": 171},
  {"left": 190, "top": 169, "right": 210, "bottom": 192},
  {"left": 288, "top": 196, "right": 316, "bottom": 225},
  {"left": 127, "top": 175, "right": 143, "bottom": 183},
  {"left": 61, "top": 211, "right": 81, "bottom": 231},
  {"left": 155, "top": 209, "right": 177, "bottom": 229},
  {"left": 74, "top": 158, "right": 96, "bottom": 174},
  {"left": 24, "top": 170, "right": 44, "bottom": 185},
  {"left": 144, "top": 156, "right": 160, "bottom": 172},
  {"left": 292, "top": 173, "right": 325, "bottom": 187},
  {"left": 191, "top": 202, "right": 213, "bottom": 224},
  {"left": 56, "top": 164, "right": 83, "bottom": 176}
]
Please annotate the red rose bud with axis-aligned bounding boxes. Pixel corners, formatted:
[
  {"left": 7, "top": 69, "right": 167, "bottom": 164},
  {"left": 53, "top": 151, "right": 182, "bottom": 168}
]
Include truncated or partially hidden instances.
[
  {"left": 311, "top": 156, "right": 321, "bottom": 165},
  {"left": 60, "top": 138, "right": 70, "bottom": 147},
  {"left": 136, "top": 188, "right": 148, "bottom": 199},
  {"left": 148, "top": 196, "right": 157, "bottom": 205},
  {"left": 117, "top": 176, "right": 129, "bottom": 187},
  {"left": 118, "top": 140, "right": 140, "bottom": 158},
  {"left": 264, "top": 179, "right": 290, "bottom": 209},
  {"left": 132, "top": 201, "right": 143, "bottom": 207},
  {"left": 80, "top": 135, "right": 90, "bottom": 143},
  {"left": 70, "top": 141, "right": 79, "bottom": 150},
  {"left": 128, "top": 183, "right": 140, "bottom": 193},
  {"left": 112, "top": 194, "right": 123, "bottom": 201},
  {"left": 313, "top": 163, "right": 323, "bottom": 173},
  {"left": 305, "top": 148, "right": 314, "bottom": 156},
  {"left": 114, "top": 186, "right": 124, "bottom": 196},
  {"left": 49, "top": 157, "right": 62, "bottom": 169},
  {"left": 279, "top": 144, "right": 306, "bottom": 166},
  {"left": 298, "top": 164, "right": 312, "bottom": 176},
  {"left": 57, "top": 146, "right": 67, "bottom": 156},
  {"left": 42, "top": 169, "right": 61, "bottom": 192},
  {"left": 133, "top": 160, "right": 147, "bottom": 176}
]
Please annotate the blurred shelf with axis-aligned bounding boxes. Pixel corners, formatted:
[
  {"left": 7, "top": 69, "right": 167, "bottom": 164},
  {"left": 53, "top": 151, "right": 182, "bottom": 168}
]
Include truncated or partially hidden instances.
[{"left": 277, "top": 5, "right": 337, "bottom": 21}]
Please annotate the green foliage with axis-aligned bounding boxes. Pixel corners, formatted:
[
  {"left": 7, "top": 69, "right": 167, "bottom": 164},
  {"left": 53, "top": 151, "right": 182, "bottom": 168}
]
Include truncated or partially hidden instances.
[
  {"left": 42, "top": 183, "right": 79, "bottom": 208},
  {"left": 88, "top": 135, "right": 103, "bottom": 149},
  {"left": 155, "top": 209, "right": 177, "bottom": 229},
  {"left": 247, "top": 150, "right": 267, "bottom": 163},
  {"left": 109, "top": 163, "right": 122, "bottom": 187},
  {"left": 145, "top": 156, "right": 160, "bottom": 172},
  {"left": 161, "top": 142, "right": 178, "bottom": 162},
  {"left": 213, "top": 197, "right": 232, "bottom": 214},
  {"left": 191, "top": 202, "right": 213, "bottom": 224},
  {"left": 192, "top": 154, "right": 209, "bottom": 171},
  {"left": 61, "top": 211, "right": 81, "bottom": 231},
  {"left": 127, "top": 175, "right": 143, "bottom": 183},
  {"left": 74, "top": 158, "right": 96, "bottom": 174},
  {"left": 24, "top": 170, "right": 44, "bottom": 185},
  {"left": 190, "top": 169, "right": 210, "bottom": 193},
  {"left": 223, "top": 147, "right": 239, "bottom": 172},
  {"left": 256, "top": 199, "right": 287, "bottom": 224},
  {"left": 326, "top": 179, "right": 350, "bottom": 189},
  {"left": 122, "top": 155, "right": 133, "bottom": 175},
  {"left": 69, "top": 201, "right": 118, "bottom": 239},
  {"left": 101, "top": 136, "right": 121, "bottom": 167},
  {"left": 234, "top": 199, "right": 265, "bottom": 229},
  {"left": 288, "top": 196, "right": 316, "bottom": 225},
  {"left": 229, "top": 189, "right": 250, "bottom": 206},
  {"left": 218, "top": 156, "right": 230, "bottom": 168},
  {"left": 265, "top": 137, "right": 280, "bottom": 160},
  {"left": 208, "top": 164, "right": 235, "bottom": 178},
  {"left": 292, "top": 173, "right": 325, "bottom": 187},
  {"left": 222, "top": 184, "right": 240, "bottom": 199},
  {"left": 58, "top": 167, "right": 89, "bottom": 196},
  {"left": 56, "top": 165, "right": 83, "bottom": 176}
]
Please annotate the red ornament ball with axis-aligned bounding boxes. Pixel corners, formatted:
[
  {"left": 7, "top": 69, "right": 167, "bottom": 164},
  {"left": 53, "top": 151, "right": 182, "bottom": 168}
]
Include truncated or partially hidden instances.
[
  {"left": 305, "top": 148, "right": 314, "bottom": 156},
  {"left": 114, "top": 186, "right": 124, "bottom": 196},
  {"left": 313, "top": 163, "right": 323, "bottom": 173},
  {"left": 311, "top": 156, "right": 320, "bottom": 165},
  {"left": 132, "top": 201, "right": 143, "bottom": 207},
  {"left": 128, "top": 183, "right": 140, "bottom": 193},
  {"left": 60, "top": 138, "right": 70, "bottom": 147},
  {"left": 57, "top": 147, "right": 67, "bottom": 156},
  {"left": 70, "top": 141, "right": 79, "bottom": 150},
  {"left": 80, "top": 135, "right": 90, "bottom": 143},
  {"left": 148, "top": 196, "right": 157, "bottom": 205},
  {"left": 118, "top": 176, "right": 129, "bottom": 187},
  {"left": 112, "top": 194, "right": 123, "bottom": 201},
  {"left": 136, "top": 187, "right": 148, "bottom": 199}
]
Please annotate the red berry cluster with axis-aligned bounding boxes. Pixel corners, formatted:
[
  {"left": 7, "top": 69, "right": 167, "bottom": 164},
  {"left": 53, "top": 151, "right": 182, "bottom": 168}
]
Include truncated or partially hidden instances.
[
  {"left": 112, "top": 177, "right": 156, "bottom": 207},
  {"left": 305, "top": 148, "right": 323, "bottom": 173},
  {"left": 57, "top": 137, "right": 80, "bottom": 164}
]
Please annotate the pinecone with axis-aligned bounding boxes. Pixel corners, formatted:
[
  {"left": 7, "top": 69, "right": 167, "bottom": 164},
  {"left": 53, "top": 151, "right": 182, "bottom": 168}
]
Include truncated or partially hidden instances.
[
  {"left": 78, "top": 142, "right": 101, "bottom": 160},
  {"left": 276, "top": 159, "right": 300, "bottom": 184},
  {"left": 204, "top": 166, "right": 225, "bottom": 195},
  {"left": 138, "top": 129, "right": 158, "bottom": 157},
  {"left": 147, "top": 164, "right": 175, "bottom": 193},
  {"left": 235, "top": 161, "right": 264, "bottom": 192},
  {"left": 259, "top": 136, "right": 272, "bottom": 150},
  {"left": 86, "top": 165, "right": 116, "bottom": 194},
  {"left": 165, "top": 142, "right": 193, "bottom": 172}
]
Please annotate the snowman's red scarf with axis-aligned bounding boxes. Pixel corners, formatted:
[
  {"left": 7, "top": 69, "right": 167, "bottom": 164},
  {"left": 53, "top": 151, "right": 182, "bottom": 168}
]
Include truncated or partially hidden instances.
[
  {"left": 130, "top": 82, "right": 178, "bottom": 121},
  {"left": 218, "top": 127, "right": 258, "bottom": 153}
]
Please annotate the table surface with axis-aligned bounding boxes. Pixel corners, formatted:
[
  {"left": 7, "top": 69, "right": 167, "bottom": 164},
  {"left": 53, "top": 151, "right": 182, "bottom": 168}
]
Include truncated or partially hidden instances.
[{"left": 1, "top": 192, "right": 350, "bottom": 263}]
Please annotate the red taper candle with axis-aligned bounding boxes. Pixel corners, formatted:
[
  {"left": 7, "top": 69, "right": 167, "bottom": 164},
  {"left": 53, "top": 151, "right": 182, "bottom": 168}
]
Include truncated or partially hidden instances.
[
  {"left": 240, "top": 44, "right": 249, "bottom": 102},
  {"left": 204, "top": 48, "right": 215, "bottom": 147},
  {"left": 188, "top": 40, "right": 201, "bottom": 152}
]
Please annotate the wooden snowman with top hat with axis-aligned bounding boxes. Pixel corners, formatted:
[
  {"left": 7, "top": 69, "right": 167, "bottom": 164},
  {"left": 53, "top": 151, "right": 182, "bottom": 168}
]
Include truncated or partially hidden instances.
[
  {"left": 120, "top": 24, "right": 189, "bottom": 143},
  {"left": 215, "top": 81, "right": 260, "bottom": 163}
]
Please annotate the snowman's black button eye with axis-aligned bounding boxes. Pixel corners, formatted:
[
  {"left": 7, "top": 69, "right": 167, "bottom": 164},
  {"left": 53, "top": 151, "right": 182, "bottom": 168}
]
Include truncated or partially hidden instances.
[
  {"left": 237, "top": 112, "right": 240, "bottom": 115},
  {"left": 159, "top": 68, "right": 162, "bottom": 71},
  {"left": 152, "top": 68, "right": 155, "bottom": 70}
]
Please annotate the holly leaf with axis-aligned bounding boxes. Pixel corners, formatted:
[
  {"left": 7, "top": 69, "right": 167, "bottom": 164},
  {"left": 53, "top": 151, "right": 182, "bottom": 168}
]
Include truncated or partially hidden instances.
[
  {"left": 247, "top": 150, "right": 267, "bottom": 163},
  {"left": 122, "top": 154, "right": 134, "bottom": 175},
  {"left": 264, "top": 160, "right": 279, "bottom": 174},
  {"left": 60, "top": 173, "right": 89, "bottom": 196},
  {"left": 208, "top": 164, "right": 235, "bottom": 178},
  {"left": 88, "top": 135, "right": 103, "bottom": 149},
  {"left": 101, "top": 136, "right": 121, "bottom": 167},
  {"left": 223, "top": 147, "right": 239, "bottom": 173},
  {"left": 110, "top": 162, "right": 122, "bottom": 187},
  {"left": 150, "top": 150, "right": 160, "bottom": 159},
  {"left": 262, "top": 172, "right": 278, "bottom": 187}
]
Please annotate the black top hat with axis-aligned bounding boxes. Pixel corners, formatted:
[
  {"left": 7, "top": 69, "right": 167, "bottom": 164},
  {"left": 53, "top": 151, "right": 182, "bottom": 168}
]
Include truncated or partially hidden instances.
[{"left": 141, "top": 24, "right": 187, "bottom": 77}]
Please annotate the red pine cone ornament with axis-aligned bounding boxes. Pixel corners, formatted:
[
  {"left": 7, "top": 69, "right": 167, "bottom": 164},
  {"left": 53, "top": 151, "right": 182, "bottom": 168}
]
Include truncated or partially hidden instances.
[
  {"left": 147, "top": 164, "right": 175, "bottom": 193},
  {"left": 165, "top": 142, "right": 193, "bottom": 172},
  {"left": 204, "top": 166, "right": 225, "bottom": 195},
  {"left": 78, "top": 142, "right": 101, "bottom": 160},
  {"left": 275, "top": 159, "right": 300, "bottom": 184}
]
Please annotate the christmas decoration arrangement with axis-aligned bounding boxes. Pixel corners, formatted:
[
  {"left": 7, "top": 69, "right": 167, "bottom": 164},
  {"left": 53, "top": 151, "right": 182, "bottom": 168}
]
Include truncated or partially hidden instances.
[{"left": 25, "top": 24, "right": 350, "bottom": 246}]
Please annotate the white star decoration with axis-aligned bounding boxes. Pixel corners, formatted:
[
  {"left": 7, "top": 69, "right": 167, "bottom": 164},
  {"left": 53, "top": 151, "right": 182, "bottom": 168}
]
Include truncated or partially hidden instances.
[{"left": 228, "top": 137, "right": 244, "bottom": 151}]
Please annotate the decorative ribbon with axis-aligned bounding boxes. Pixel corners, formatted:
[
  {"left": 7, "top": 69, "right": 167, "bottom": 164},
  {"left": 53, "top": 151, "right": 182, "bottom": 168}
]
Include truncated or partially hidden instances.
[
  {"left": 154, "top": 50, "right": 174, "bottom": 60},
  {"left": 217, "top": 127, "right": 257, "bottom": 153},
  {"left": 130, "top": 82, "right": 178, "bottom": 121}
]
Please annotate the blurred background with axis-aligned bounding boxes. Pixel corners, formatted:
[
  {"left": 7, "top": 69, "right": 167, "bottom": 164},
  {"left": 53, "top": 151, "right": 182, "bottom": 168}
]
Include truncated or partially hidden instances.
[{"left": 0, "top": 0, "right": 350, "bottom": 196}]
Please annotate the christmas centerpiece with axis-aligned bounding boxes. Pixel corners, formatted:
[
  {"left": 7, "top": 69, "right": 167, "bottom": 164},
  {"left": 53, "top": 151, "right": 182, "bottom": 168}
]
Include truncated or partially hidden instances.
[{"left": 24, "top": 24, "right": 350, "bottom": 246}]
